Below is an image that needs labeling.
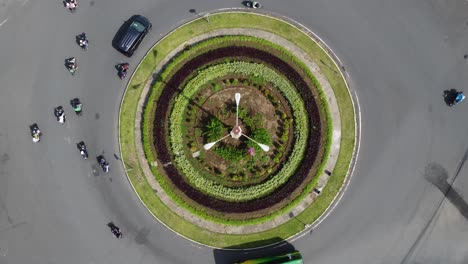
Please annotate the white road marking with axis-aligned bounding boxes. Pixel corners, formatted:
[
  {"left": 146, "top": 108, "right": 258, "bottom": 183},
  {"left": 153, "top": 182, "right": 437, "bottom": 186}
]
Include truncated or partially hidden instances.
[{"left": 0, "top": 19, "right": 8, "bottom": 27}]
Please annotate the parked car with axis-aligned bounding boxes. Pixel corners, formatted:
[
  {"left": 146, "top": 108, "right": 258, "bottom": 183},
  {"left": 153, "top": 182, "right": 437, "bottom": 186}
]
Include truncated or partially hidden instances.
[{"left": 112, "top": 15, "right": 152, "bottom": 57}]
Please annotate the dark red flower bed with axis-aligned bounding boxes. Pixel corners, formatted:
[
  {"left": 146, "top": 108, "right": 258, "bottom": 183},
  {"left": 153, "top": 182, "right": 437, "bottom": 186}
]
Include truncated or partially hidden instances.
[{"left": 152, "top": 46, "right": 324, "bottom": 214}]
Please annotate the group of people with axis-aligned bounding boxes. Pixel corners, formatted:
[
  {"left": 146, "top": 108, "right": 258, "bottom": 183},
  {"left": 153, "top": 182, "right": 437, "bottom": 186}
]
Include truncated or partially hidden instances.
[
  {"left": 64, "top": 33, "right": 129, "bottom": 80},
  {"left": 30, "top": 99, "right": 109, "bottom": 171},
  {"left": 33, "top": 0, "right": 135, "bottom": 239}
]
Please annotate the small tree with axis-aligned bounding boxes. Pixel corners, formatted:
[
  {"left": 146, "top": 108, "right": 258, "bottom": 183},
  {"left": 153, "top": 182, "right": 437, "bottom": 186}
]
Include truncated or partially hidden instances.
[{"left": 204, "top": 118, "right": 226, "bottom": 142}]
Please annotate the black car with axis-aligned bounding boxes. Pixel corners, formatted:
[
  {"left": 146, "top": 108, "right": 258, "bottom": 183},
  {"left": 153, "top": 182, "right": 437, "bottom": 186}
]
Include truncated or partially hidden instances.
[{"left": 112, "top": 15, "right": 152, "bottom": 57}]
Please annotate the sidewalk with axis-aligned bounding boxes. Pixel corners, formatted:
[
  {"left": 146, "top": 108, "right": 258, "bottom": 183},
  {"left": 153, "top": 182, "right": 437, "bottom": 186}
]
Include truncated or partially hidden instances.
[{"left": 133, "top": 28, "right": 342, "bottom": 234}]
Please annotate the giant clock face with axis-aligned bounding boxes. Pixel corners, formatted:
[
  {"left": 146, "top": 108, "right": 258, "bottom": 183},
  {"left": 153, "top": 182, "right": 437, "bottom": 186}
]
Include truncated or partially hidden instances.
[
  {"left": 181, "top": 80, "right": 294, "bottom": 186},
  {"left": 148, "top": 35, "right": 330, "bottom": 225}
]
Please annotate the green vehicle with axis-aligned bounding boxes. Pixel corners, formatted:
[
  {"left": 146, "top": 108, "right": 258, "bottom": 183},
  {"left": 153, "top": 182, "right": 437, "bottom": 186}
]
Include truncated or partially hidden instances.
[{"left": 234, "top": 251, "right": 303, "bottom": 264}]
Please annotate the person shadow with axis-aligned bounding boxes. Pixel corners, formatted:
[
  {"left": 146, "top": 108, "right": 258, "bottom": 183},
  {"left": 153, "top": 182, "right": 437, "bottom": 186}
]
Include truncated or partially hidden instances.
[{"left": 443, "top": 89, "right": 458, "bottom": 106}]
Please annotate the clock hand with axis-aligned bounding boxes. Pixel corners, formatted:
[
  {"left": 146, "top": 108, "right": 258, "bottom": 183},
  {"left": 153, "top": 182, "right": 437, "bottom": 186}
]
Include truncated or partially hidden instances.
[
  {"left": 203, "top": 134, "right": 231, "bottom": 150},
  {"left": 235, "top": 93, "right": 241, "bottom": 127},
  {"left": 241, "top": 133, "right": 270, "bottom": 152}
]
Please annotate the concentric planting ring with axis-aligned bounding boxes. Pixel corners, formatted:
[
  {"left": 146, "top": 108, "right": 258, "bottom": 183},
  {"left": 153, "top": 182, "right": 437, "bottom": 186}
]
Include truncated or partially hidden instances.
[
  {"left": 151, "top": 37, "right": 327, "bottom": 218},
  {"left": 119, "top": 12, "right": 355, "bottom": 247}
]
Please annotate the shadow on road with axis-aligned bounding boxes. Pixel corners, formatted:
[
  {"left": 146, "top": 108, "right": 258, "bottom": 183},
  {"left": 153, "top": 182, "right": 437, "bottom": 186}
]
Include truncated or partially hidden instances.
[
  {"left": 213, "top": 238, "right": 297, "bottom": 264},
  {"left": 443, "top": 89, "right": 458, "bottom": 106},
  {"left": 424, "top": 162, "right": 468, "bottom": 221}
]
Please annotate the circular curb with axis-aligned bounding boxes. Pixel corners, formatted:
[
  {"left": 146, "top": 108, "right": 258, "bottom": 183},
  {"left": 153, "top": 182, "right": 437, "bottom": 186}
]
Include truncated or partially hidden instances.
[{"left": 119, "top": 11, "right": 359, "bottom": 249}]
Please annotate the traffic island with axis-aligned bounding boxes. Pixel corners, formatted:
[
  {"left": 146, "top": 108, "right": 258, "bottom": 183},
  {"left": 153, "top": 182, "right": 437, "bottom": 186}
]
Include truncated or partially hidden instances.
[{"left": 119, "top": 12, "right": 356, "bottom": 248}]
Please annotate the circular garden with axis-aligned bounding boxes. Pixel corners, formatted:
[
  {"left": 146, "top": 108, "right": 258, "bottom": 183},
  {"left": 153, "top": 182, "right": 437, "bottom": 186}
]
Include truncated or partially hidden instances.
[
  {"left": 151, "top": 35, "right": 329, "bottom": 220},
  {"left": 120, "top": 12, "right": 356, "bottom": 248}
]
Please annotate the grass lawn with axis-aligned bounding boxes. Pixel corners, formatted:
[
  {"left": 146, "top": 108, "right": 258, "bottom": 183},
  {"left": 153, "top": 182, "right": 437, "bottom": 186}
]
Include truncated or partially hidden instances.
[{"left": 119, "top": 12, "right": 355, "bottom": 248}]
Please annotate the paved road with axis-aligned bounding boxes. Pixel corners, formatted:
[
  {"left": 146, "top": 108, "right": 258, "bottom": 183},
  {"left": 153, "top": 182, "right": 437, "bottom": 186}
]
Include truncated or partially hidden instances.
[{"left": 0, "top": 0, "right": 467, "bottom": 263}]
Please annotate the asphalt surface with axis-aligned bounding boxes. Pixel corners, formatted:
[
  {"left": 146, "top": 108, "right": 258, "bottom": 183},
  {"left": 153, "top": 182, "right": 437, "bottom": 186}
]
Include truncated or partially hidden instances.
[{"left": 0, "top": 0, "right": 468, "bottom": 263}]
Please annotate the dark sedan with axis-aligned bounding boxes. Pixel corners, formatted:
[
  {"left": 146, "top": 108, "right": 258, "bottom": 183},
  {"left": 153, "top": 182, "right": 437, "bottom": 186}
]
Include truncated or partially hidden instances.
[{"left": 112, "top": 15, "right": 152, "bottom": 57}]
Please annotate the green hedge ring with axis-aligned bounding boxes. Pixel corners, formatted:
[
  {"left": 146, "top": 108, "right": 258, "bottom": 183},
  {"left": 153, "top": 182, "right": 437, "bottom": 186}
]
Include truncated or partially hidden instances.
[{"left": 170, "top": 61, "right": 310, "bottom": 202}]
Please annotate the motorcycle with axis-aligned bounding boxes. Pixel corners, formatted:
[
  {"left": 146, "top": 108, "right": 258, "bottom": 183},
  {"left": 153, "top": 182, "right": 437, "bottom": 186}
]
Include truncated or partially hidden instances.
[
  {"left": 65, "top": 57, "right": 77, "bottom": 75},
  {"left": 452, "top": 92, "right": 465, "bottom": 106},
  {"left": 76, "top": 33, "right": 88, "bottom": 50},
  {"left": 70, "top": 98, "right": 82, "bottom": 115},
  {"left": 77, "top": 141, "right": 88, "bottom": 160},
  {"left": 54, "top": 106, "right": 66, "bottom": 124},
  {"left": 97, "top": 155, "right": 109, "bottom": 173},
  {"left": 242, "top": 1, "right": 262, "bottom": 8},
  {"left": 30, "top": 123, "right": 42, "bottom": 143},
  {"left": 107, "top": 222, "right": 123, "bottom": 239},
  {"left": 445, "top": 90, "right": 465, "bottom": 107},
  {"left": 63, "top": 0, "right": 77, "bottom": 12},
  {"left": 117, "top": 63, "right": 129, "bottom": 79}
]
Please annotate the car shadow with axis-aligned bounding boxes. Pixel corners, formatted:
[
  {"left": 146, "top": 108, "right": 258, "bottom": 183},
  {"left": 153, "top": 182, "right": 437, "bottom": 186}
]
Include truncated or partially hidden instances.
[{"left": 213, "top": 238, "right": 298, "bottom": 264}]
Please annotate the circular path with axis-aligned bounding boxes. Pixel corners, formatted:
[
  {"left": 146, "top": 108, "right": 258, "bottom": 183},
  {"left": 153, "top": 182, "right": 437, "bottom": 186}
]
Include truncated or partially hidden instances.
[{"left": 0, "top": 0, "right": 467, "bottom": 263}]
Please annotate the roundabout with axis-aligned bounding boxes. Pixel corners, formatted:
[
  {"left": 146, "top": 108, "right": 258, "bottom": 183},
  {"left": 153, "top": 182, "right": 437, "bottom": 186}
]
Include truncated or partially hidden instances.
[
  {"left": 1, "top": 0, "right": 468, "bottom": 263},
  {"left": 121, "top": 13, "right": 355, "bottom": 246}
]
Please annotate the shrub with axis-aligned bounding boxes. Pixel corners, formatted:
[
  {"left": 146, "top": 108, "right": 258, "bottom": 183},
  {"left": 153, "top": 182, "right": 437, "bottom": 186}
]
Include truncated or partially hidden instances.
[
  {"left": 214, "top": 146, "right": 245, "bottom": 162},
  {"left": 203, "top": 118, "right": 226, "bottom": 142},
  {"left": 211, "top": 82, "right": 222, "bottom": 92}
]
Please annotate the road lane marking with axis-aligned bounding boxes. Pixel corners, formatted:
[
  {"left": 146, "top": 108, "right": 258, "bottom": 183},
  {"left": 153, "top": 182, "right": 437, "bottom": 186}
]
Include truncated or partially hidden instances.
[{"left": 0, "top": 19, "right": 8, "bottom": 27}]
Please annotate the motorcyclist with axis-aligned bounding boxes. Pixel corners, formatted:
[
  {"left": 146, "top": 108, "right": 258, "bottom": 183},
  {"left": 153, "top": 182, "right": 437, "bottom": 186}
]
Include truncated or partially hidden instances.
[
  {"left": 243, "top": 1, "right": 261, "bottom": 8},
  {"left": 65, "top": 58, "right": 77, "bottom": 75},
  {"left": 70, "top": 98, "right": 82, "bottom": 115},
  {"left": 77, "top": 141, "right": 88, "bottom": 160},
  {"left": 108, "top": 222, "right": 122, "bottom": 238},
  {"left": 98, "top": 155, "right": 109, "bottom": 173},
  {"left": 447, "top": 90, "right": 465, "bottom": 106},
  {"left": 66, "top": 57, "right": 76, "bottom": 69},
  {"left": 112, "top": 226, "right": 122, "bottom": 238},
  {"left": 80, "top": 39, "right": 88, "bottom": 48},
  {"left": 30, "top": 124, "right": 41, "bottom": 143},
  {"left": 454, "top": 91, "right": 465, "bottom": 105},
  {"left": 54, "top": 106, "right": 66, "bottom": 124},
  {"left": 65, "top": 0, "right": 77, "bottom": 12},
  {"left": 117, "top": 63, "right": 129, "bottom": 79},
  {"left": 77, "top": 33, "right": 88, "bottom": 49}
]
